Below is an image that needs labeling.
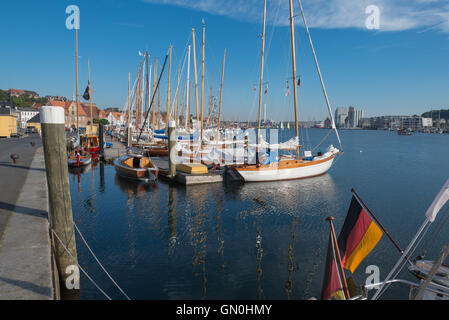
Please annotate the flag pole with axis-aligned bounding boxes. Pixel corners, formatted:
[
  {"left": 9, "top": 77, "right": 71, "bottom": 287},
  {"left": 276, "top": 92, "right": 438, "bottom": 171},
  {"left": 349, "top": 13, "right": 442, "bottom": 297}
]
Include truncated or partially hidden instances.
[
  {"left": 351, "top": 188, "right": 404, "bottom": 255},
  {"left": 326, "top": 216, "right": 350, "bottom": 299}
]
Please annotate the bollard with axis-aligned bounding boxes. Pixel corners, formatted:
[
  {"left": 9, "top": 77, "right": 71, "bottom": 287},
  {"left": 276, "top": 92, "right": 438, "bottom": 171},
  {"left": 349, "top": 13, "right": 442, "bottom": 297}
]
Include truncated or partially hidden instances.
[
  {"left": 168, "top": 121, "right": 177, "bottom": 179},
  {"left": 10, "top": 154, "right": 19, "bottom": 164},
  {"left": 40, "top": 106, "right": 79, "bottom": 299}
]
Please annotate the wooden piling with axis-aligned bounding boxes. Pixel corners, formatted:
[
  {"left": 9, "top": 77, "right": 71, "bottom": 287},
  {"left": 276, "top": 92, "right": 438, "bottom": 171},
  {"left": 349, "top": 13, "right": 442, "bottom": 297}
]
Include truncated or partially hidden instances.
[
  {"left": 168, "top": 121, "right": 177, "bottom": 179},
  {"left": 99, "top": 123, "right": 104, "bottom": 160},
  {"left": 40, "top": 106, "right": 79, "bottom": 299}
]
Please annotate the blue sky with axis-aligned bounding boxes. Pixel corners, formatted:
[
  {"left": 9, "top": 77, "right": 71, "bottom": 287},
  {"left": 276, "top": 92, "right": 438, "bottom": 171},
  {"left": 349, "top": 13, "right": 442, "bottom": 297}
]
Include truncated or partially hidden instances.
[{"left": 0, "top": 0, "right": 448, "bottom": 121}]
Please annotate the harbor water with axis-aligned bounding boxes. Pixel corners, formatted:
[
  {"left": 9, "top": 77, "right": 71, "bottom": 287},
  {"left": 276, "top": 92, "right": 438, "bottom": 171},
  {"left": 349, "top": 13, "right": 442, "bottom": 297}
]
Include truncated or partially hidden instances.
[{"left": 69, "top": 129, "right": 449, "bottom": 300}]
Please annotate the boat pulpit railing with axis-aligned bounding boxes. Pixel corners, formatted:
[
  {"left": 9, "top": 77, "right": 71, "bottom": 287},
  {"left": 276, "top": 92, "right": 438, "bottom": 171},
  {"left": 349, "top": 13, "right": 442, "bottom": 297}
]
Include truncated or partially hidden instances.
[{"left": 352, "top": 279, "right": 449, "bottom": 300}]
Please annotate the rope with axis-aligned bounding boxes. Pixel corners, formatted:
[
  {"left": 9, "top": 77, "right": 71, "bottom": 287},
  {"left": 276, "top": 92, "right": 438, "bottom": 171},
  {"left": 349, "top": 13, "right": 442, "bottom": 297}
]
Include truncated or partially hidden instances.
[
  {"left": 73, "top": 222, "right": 131, "bottom": 300},
  {"left": 374, "top": 222, "right": 432, "bottom": 299},
  {"left": 52, "top": 230, "right": 112, "bottom": 300},
  {"left": 312, "top": 129, "right": 333, "bottom": 152},
  {"left": 421, "top": 205, "right": 449, "bottom": 257}
]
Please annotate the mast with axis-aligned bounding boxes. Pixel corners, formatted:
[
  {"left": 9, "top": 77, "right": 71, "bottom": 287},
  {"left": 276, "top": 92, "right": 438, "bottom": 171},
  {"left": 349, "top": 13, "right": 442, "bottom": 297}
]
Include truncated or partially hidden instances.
[
  {"left": 88, "top": 58, "right": 93, "bottom": 134},
  {"left": 145, "top": 52, "right": 150, "bottom": 131},
  {"left": 297, "top": 0, "right": 342, "bottom": 151},
  {"left": 166, "top": 46, "right": 172, "bottom": 130},
  {"left": 140, "top": 57, "right": 146, "bottom": 130},
  {"left": 288, "top": 0, "right": 300, "bottom": 159},
  {"left": 158, "top": 65, "right": 161, "bottom": 129},
  {"left": 75, "top": 28, "right": 80, "bottom": 131},
  {"left": 137, "top": 54, "right": 169, "bottom": 144},
  {"left": 152, "top": 59, "right": 157, "bottom": 132},
  {"left": 188, "top": 79, "right": 192, "bottom": 134},
  {"left": 200, "top": 20, "right": 206, "bottom": 142},
  {"left": 192, "top": 28, "right": 200, "bottom": 124},
  {"left": 127, "top": 72, "right": 131, "bottom": 127},
  {"left": 326, "top": 217, "right": 350, "bottom": 299},
  {"left": 217, "top": 49, "right": 226, "bottom": 137},
  {"left": 186, "top": 45, "right": 191, "bottom": 131},
  {"left": 136, "top": 62, "right": 142, "bottom": 130},
  {"left": 175, "top": 66, "right": 180, "bottom": 126},
  {"left": 256, "top": 0, "right": 267, "bottom": 164},
  {"left": 209, "top": 70, "right": 214, "bottom": 121}
]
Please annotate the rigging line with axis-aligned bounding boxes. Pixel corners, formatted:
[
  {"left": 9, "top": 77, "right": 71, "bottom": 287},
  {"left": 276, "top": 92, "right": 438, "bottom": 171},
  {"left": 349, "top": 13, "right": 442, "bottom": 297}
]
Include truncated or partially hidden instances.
[
  {"left": 297, "top": 0, "right": 342, "bottom": 151},
  {"left": 263, "top": 0, "right": 282, "bottom": 86},
  {"left": 421, "top": 205, "right": 449, "bottom": 256},
  {"left": 169, "top": 34, "right": 191, "bottom": 115},
  {"left": 374, "top": 222, "right": 433, "bottom": 299},
  {"left": 52, "top": 230, "right": 112, "bottom": 300},
  {"left": 169, "top": 47, "right": 188, "bottom": 118},
  {"left": 312, "top": 129, "right": 333, "bottom": 152},
  {"left": 73, "top": 222, "right": 131, "bottom": 300}
]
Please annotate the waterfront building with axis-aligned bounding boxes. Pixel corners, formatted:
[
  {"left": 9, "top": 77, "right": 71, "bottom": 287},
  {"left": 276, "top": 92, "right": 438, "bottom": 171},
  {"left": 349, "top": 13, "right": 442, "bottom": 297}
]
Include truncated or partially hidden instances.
[
  {"left": 45, "top": 95, "right": 67, "bottom": 102},
  {"left": 335, "top": 107, "right": 347, "bottom": 128},
  {"left": 348, "top": 106, "right": 355, "bottom": 127},
  {"left": 7, "top": 89, "right": 39, "bottom": 99},
  {"left": 422, "top": 118, "right": 433, "bottom": 128},
  {"left": 0, "top": 113, "right": 18, "bottom": 138},
  {"left": 27, "top": 113, "right": 42, "bottom": 132},
  {"left": 0, "top": 103, "right": 39, "bottom": 129},
  {"left": 354, "top": 110, "right": 364, "bottom": 128},
  {"left": 106, "top": 112, "right": 125, "bottom": 127},
  {"left": 401, "top": 116, "right": 423, "bottom": 132},
  {"left": 16, "top": 107, "right": 39, "bottom": 129}
]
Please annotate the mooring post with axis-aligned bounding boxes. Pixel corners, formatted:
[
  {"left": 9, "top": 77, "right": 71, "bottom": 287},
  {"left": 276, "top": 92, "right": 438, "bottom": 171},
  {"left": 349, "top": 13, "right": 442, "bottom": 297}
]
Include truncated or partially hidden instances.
[
  {"left": 40, "top": 106, "right": 79, "bottom": 299},
  {"left": 127, "top": 125, "right": 132, "bottom": 148},
  {"left": 168, "top": 120, "right": 177, "bottom": 179},
  {"left": 99, "top": 123, "right": 104, "bottom": 160}
]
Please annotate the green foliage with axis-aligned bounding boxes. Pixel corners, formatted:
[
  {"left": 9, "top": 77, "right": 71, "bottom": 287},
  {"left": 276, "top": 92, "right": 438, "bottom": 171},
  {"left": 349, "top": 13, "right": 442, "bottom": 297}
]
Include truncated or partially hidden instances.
[
  {"left": 0, "top": 89, "right": 48, "bottom": 108},
  {"left": 0, "top": 89, "right": 9, "bottom": 101},
  {"left": 422, "top": 109, "right": 449, "bottom": 120},
  {"left": 93, "top": 118, "right": 109, "bottom": 125}
]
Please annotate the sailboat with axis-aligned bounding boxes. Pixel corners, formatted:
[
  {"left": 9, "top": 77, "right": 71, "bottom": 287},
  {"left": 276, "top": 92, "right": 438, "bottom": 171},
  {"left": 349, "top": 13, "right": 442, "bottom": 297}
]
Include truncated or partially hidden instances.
[
  {"left": 233, "top": 0, "right": 342, "bottom": 182},
  {"left": 81, "top": 59, "right": 100, "bottom": 158},
  {"left": 68, "top": 24, "right": 92, "bottom": 167}
]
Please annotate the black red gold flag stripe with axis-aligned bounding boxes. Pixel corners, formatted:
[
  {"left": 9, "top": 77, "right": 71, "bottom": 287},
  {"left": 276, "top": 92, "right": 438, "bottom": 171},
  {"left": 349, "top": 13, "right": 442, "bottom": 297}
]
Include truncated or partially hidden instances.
[
  {"left": 321, "top": 234, "right": 346, "bottom": 300},
  {"left": 337, "top": 196, "right": 383, "bottom": 273}
]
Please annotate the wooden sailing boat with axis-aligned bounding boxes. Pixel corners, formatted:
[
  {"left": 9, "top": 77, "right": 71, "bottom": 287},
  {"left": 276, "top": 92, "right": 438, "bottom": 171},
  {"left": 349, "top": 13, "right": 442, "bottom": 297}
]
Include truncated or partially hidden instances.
[
  {"left": 114, "top": 154, "right": 159, "bottom": 182},
  {"left": 68, "top": 26, "right": 92, "bottom": 167},
  {"left": 68, "top": 149, "right": 92, "bottom": 167},
  {"left": 233, "top": 0, "right": 341, "bottom": 182},
  {"left": 82, "top": 59, "right": 100, "bottom": 159}
]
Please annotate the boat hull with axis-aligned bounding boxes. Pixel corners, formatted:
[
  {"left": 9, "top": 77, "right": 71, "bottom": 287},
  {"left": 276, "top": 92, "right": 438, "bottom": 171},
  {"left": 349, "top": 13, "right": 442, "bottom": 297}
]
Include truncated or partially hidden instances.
[
  {"left": 114, "top": 157, "right": 158, "bottom": 183},
  {"left": 233, "top": 156, "right": 335, "bottom": 182},
  {"left": 68, "top": 156, "right": 92, "bottom": 167}
]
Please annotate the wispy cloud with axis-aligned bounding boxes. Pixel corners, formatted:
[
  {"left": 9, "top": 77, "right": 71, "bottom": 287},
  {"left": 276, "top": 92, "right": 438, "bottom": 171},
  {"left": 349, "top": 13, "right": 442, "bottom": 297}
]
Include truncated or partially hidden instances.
[{"left": 143, "top": 0, "right": 449, "bottom": 33}]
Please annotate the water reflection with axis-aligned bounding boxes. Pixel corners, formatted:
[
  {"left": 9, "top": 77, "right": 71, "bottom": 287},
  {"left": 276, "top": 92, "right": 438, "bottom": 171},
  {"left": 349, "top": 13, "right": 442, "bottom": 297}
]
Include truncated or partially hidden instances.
[
  {"left": 114, "top": 174, "right": 158, "bottom": 195},
  {"left": 229, "top": 173, "right": 339, "bottom": 217},
  {"left": 285, "top": 216, "right": 298, "bottom": 300},
  {"left": 99, "top": 161, "right": 105, "bottom": 193},
  {"left": 167, "top": 185, "right": 178, "bottom": 255},
  {"left": 70, "top": 129, "right": 449, "bottom": 300},
  {"left": 185, "top": 185, "right": 209, "bottom": 299}
]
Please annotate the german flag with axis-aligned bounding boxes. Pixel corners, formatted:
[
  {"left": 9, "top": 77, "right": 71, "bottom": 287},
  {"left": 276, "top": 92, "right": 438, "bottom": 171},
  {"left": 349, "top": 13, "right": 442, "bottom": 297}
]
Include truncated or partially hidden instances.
[
  {"left": 321, "top": 234, "right": 346, "bottom": 300},
  {"left": 337, "top": 196, "right": 383, "bottom": 273}
]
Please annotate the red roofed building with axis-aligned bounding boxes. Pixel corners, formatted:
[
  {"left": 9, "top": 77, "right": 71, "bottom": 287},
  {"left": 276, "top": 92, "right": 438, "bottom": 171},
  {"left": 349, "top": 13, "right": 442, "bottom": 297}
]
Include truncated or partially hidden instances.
[
  {"left": 47, "top": 100, "right": 89, "bottom": 128},
  {"left": 8, "top": 89, "right": 40, "bottom": 98}
]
